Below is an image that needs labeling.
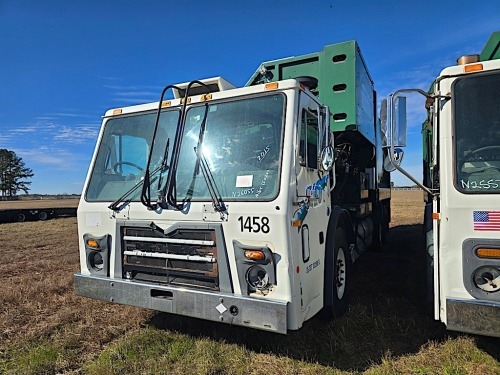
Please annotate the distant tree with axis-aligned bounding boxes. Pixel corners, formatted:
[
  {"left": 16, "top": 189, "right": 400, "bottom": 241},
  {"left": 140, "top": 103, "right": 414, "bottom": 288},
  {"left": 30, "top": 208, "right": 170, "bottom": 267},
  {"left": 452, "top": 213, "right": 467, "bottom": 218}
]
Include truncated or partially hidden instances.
[{"left": 0, "top": 149, "right": 34, "bottom": 197}]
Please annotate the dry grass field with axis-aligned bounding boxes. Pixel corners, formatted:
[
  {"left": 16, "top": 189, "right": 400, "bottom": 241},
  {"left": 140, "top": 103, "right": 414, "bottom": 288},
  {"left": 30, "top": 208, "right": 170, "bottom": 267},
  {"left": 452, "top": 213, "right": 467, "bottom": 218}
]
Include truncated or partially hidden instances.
[{"left": 0, "top": 190, "right": 498, "bottom": 374}]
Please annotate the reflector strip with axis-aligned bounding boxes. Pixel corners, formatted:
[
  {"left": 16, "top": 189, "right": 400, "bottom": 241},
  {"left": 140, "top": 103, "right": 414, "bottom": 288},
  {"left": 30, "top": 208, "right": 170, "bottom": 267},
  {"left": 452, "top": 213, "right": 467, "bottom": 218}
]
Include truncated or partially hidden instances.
[
  {"left": 476, "top": 248, "right": 500, "bottom": 259},
  {"left": 123, "top": 236, "right": 214, "bottom": 246},
  {"left": 124, "top": 250, "right": 216, "bottom": 263}
]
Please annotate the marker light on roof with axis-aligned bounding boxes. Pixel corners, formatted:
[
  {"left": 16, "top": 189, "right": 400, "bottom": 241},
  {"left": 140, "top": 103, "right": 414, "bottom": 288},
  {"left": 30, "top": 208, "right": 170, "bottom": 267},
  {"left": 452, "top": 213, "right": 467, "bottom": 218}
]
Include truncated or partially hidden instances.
[
  {"left": 265, "top": 82, "right": 279, "bottom": 90},
  {"left": 464, "top": 63, "right": 483, "bottom": 73}
]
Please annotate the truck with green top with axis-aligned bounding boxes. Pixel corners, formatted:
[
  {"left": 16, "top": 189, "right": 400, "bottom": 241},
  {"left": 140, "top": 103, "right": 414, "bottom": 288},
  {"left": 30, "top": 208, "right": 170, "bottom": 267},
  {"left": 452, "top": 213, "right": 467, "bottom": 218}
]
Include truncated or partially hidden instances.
[
  {"left": 386, "top": 31, "right": 500, "bottom": 337},
  {"left": 74, "top": 39, "right": 393, "bottom": 333}
]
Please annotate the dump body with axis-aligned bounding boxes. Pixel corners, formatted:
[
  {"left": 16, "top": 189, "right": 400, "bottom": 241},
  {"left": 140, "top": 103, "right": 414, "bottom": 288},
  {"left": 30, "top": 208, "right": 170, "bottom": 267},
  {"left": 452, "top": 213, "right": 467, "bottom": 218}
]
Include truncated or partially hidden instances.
[{"left": 247, "top": 40, "right": 376, "bottom": 145}]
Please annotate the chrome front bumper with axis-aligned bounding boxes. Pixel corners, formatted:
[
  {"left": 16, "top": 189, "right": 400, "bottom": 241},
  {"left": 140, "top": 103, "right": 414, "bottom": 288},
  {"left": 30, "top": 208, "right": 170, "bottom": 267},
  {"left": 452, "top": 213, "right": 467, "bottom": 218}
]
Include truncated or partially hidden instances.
[
  {"left": 74, "top": 273, "right": 288, "bottom": 334},
  {"left": 446, "top": 298, "right": 500, "bottom": 338}
]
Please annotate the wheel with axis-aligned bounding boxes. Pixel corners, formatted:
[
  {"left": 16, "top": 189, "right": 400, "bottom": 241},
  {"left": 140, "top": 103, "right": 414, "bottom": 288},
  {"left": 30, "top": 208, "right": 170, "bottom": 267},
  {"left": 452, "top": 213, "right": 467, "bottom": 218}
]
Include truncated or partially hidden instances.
[
  {"left": 38, "top": 211, "right": 48, "bottom": 221},
  {"left": 113, "top": 161, "right": 144, "bottom": 174},
  {"left": 16, "top": 213, "right": 26, "bottom": 222},
  {"left": 322, "top": 227, "right": 351, "bottom": 319}
]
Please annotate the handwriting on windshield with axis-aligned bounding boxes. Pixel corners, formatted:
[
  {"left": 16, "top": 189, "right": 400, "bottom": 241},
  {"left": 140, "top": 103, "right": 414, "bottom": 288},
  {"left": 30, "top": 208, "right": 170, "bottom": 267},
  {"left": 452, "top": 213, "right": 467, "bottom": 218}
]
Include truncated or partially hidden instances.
[
  {"left": 255, "top": 169, "right": 271, "bottom": 198},
  {"left": 460, "top": 178, "right": 500, "bottom": 190},
  {"left": 257, "top": 145, "right": 270, "bottom": 162}
]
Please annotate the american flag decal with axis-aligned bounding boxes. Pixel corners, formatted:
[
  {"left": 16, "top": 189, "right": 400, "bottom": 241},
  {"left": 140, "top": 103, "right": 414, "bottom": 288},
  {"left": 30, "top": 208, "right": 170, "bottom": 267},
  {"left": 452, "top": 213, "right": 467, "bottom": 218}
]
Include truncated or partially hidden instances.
[{"left": 473, "top": 211, "right": 500, "bottom": 231}]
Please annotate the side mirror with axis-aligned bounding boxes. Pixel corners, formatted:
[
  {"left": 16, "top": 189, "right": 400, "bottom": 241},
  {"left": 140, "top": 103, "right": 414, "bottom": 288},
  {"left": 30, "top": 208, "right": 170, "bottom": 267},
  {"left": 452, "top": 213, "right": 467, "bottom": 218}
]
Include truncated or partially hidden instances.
[
  {"left": 383, "top": 148, "right": 404, "bottom": 172},
  {"left": 319, "top": 146, "right": 334, "bottom": 172},
  {"left": 380, "top": 96, "right": 408, "bottom": 149},
  {"left": 392, "top": 96, "right": 407, "bottom": 147}
]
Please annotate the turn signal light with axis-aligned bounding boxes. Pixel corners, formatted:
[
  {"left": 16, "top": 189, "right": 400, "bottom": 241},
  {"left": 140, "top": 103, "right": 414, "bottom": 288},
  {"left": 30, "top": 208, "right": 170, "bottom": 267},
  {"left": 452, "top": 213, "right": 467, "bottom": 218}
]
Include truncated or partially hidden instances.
[
  {"left": 244, "top": 250, "right": 265, "bottom": 261},
  {"left": 86, "top": 239, "right": 100, "bottom": 249},
  {"left": 476, "top": 248, "right": 500, "bottom": 259}
]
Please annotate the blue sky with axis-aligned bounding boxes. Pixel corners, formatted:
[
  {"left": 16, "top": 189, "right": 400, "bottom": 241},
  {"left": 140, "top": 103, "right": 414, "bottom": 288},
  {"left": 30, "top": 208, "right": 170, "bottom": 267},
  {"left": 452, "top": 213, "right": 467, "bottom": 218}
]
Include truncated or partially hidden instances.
[{"left": 1, "top": 1, "right": 499, "bottom": 194}]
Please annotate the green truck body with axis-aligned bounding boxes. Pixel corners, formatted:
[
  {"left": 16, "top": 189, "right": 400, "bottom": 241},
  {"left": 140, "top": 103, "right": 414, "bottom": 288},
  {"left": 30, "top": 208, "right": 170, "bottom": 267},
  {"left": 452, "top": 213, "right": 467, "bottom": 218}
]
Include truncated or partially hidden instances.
[{"left": 246, "top": 40, "right": 376, "bottom": 146}]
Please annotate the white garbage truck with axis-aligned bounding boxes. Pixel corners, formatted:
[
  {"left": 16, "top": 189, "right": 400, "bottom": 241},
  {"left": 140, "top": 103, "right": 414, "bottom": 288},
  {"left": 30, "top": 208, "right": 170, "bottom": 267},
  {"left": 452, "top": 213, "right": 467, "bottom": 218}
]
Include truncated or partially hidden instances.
[
  {"left": 385, "top": 31, "right": 500, "bottom": 337},
  {"left": 74, "top": 40, "right": 393, "bottom": 333}
]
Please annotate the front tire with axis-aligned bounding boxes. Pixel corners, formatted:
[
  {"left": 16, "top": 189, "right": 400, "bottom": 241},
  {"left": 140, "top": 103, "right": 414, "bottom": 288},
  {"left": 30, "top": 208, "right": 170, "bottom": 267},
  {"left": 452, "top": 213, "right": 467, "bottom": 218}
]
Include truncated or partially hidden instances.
[{"left": 322, "top": 227, "right": 351, "bottom": 319}]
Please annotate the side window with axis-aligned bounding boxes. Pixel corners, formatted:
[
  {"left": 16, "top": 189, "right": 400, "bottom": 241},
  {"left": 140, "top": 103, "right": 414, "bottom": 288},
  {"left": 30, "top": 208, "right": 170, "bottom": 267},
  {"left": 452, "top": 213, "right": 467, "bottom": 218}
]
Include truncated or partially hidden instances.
[{"left": 299, "top": 108, "right": 319, "bottom": 169}]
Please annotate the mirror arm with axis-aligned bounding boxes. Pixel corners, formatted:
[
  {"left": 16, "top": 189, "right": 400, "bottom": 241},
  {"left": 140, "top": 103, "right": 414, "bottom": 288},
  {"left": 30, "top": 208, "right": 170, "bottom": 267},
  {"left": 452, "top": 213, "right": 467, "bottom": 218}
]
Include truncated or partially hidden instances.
[{"left": 388, "top": 90, "right": 437, "bottom": 197}]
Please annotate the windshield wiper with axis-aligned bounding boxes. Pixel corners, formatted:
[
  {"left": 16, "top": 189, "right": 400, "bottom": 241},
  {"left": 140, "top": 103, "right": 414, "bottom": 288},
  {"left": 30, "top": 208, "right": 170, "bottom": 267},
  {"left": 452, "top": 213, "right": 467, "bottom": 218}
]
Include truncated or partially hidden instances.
[
  {"left": 195, "top": 146, "right": 227, "bottom": 213},
  {"left": 109, "top": 164, "right": 163, "bottom": 211},
  {"left": 173, "top": 101, "right": 226, "bottom": 213},
  {"left": 155, "top": 138, "right": 170, "bottom": 205}
]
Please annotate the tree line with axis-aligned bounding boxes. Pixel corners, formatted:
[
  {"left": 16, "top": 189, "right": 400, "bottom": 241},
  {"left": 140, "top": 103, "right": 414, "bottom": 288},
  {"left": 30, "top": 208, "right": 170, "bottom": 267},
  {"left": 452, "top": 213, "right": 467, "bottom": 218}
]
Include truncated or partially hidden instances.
[{"left": 0, "top": 149, "right": 34, "bottom": 197}]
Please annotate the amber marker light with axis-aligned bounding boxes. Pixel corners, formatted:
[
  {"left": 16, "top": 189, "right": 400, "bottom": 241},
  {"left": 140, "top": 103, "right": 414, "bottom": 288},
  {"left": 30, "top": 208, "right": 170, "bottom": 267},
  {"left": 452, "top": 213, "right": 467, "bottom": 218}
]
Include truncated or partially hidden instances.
[
  {"left": 112, "top": 109, "right": 123, "bottom": 115},
  {"left": 476, "top": 248, "right": 500, "bottom": 259},
  {"left": 201, "top": 93, "right": 212, "bottom": 101},
  {"left": 265, "top": 82, "right": 279, "bottom": 90},
  {"left": 86, "top": 239, "right": 100, "bottom": 249},
  {"left": 244, "top": 250, "right": 265, "bottom": 261},
  {"left": 464, "top": 63, "right": 483, "bottom": 73},
  {"left": 161, "top": 101, "right": 171, "bottom": 107}
]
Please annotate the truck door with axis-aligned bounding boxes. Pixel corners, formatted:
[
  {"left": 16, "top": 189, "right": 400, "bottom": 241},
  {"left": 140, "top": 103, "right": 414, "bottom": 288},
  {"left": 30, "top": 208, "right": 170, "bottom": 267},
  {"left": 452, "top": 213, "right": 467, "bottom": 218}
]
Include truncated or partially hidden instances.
[{"left": 294, "top": 92, "right": 330, "bottom": 319}]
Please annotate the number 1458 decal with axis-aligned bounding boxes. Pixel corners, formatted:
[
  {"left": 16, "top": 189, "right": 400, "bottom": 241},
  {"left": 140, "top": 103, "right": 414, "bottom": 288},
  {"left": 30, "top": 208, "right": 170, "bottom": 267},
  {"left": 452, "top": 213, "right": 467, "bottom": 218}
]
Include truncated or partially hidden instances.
[{"left": 238, "top": 216, "right": 270, "bottom": 233}]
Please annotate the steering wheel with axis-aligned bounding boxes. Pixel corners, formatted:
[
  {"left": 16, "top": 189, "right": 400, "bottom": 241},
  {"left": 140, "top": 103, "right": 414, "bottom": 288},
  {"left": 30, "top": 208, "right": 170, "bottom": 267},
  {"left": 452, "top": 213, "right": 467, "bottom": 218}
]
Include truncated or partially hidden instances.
[
  {"left": 460, "top": 145, "right": 500, "bottom": 170},
  {"left": 113, "top": 161, "right": 144, "bottom": 174}
]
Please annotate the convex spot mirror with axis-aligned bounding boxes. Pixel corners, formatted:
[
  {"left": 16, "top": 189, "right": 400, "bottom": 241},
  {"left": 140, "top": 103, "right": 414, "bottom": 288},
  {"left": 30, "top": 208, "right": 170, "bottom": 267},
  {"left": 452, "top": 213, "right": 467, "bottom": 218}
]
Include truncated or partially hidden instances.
[
  {"left": 383, "top": 148, "right": 404, "bottom": 172},
  {"left": 319, "top": 146, "right": 334, "bottom": 172}
]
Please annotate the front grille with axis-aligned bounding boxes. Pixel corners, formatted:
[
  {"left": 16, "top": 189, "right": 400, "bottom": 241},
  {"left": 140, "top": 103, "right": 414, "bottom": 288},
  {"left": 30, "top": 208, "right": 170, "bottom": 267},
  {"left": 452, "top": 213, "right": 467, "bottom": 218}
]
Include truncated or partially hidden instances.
[{"left": 122, "top": 226, "right": 219, "bottom": 290}]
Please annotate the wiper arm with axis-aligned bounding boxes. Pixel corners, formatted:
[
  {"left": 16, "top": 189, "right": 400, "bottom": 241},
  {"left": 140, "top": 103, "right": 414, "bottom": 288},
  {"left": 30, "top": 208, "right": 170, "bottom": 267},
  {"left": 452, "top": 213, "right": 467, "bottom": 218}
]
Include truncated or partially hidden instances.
[
  {"left": 155, "top": 138, "right": 170, "bottom": 206},
  {"left": 195, "top": 146, "right": 227, "bottom": 213},
  {"left": 109, "top": 165, "right": 163, "bottom": 211},
  {"left": 166, "top": 80, "right": 211, "bottom": 210}
]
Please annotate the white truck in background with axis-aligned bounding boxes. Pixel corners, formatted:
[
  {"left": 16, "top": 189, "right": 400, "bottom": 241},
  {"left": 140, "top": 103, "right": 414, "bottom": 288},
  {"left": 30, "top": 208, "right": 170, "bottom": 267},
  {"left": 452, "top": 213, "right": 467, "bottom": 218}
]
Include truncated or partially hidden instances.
[{"left": 386, "top": 31, "right": 500, "bottom": 337}]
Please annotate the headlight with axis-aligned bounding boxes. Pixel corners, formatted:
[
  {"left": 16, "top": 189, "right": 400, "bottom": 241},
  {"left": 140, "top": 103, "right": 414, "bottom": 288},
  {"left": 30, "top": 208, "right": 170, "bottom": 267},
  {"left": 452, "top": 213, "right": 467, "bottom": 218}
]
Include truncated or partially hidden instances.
[
  {"left": 246, "top": 265, "right": 270, "bottom": 291},
  {"left": 88, "top": 251, "right": 104, "bottom": 272}
]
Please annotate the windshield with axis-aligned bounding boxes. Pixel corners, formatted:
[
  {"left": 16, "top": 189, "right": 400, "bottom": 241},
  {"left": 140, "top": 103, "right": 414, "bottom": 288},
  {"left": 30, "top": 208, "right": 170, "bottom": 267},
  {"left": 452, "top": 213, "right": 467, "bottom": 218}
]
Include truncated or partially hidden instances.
[
  {"left": 454, "top": 72, "right": 500, "bottom": 193},
  {"left": 86, "top": 110, "right": 179, "bottom": 201},
  {"left": 173, "top": 94, "right": 285, "bottom": 201}
]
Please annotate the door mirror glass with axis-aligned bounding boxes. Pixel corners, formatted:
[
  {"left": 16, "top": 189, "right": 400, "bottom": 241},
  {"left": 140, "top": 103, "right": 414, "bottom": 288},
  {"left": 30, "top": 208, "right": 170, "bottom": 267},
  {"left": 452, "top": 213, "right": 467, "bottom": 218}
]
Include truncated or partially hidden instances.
[
  {"left": 383, "top": 148, "right": 404, "bottom": 172},
  {"left": 319, "top": 146, "right": 334, "bottom": 171},
  {"left": 392, "top": 96, "right": 407, "bottom": 147}
]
